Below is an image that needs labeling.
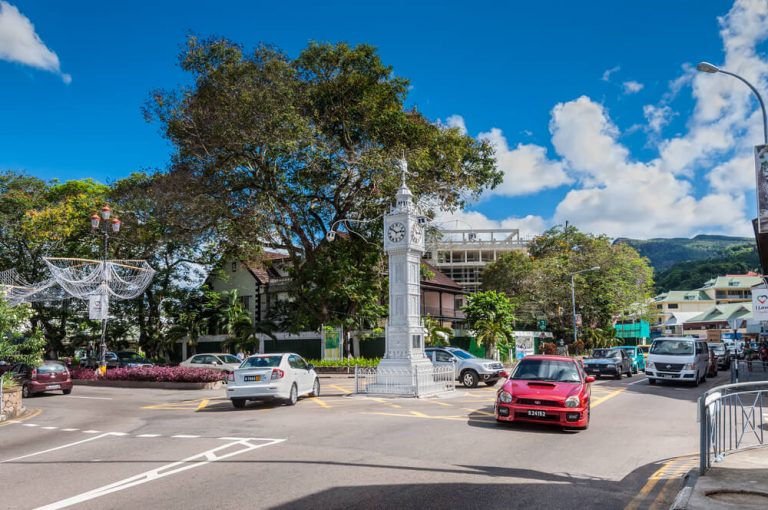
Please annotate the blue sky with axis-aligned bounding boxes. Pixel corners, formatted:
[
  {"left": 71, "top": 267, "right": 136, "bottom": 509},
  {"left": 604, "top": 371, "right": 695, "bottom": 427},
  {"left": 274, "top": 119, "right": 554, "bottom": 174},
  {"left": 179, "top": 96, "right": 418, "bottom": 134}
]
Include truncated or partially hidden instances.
[{"left": 1, "top": 0, "right": 766, "bottom": 239}]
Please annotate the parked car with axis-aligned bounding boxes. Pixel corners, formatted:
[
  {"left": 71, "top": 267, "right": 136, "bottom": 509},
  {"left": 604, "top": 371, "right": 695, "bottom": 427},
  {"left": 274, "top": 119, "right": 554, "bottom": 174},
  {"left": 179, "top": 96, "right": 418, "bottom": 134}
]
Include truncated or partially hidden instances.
[
  {"left": 0, "top": 360, "right": 12, "bottom": 375},
  {"left": 180, "top": 353, "right": 242, "bottom": 373},
  {"left": 618, "top": 345, "right": 646, "bottom": 373},
  {"left": 707, "top": 342, "right": 731, "bottom": 370},
  {"left": 114, "top": 351, "right": 154, "bottom": 368},
  {"left": 495, "top": 355, "right": 594, "bottom": 430},
  {"left": 226, "top": 353, "right": 319, "bottom": 408},
  {"left": 582, "top": 348, "right": 633, "bottom": 379},
  {"left": 424, "top": 346, "right": 505, "bottom": 388},
  {"left": 646, "top": 337, "right": 709, "bottom": 386},
  {"left": 8, "top": 361, "right": 73, "bottom": 398},
  {"left": 638, "top": 344, "right": 651, "bottom": 360},
  {"left": 79, "top": 351, "right": 120, "bottom": 369}
]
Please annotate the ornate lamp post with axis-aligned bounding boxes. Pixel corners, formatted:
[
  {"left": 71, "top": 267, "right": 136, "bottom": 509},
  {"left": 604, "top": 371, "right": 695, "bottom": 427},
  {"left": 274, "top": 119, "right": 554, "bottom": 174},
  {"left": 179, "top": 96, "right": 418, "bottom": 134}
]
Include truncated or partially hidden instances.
[{"left": 90, "top": 205, "right": 121, "bottom": 374}]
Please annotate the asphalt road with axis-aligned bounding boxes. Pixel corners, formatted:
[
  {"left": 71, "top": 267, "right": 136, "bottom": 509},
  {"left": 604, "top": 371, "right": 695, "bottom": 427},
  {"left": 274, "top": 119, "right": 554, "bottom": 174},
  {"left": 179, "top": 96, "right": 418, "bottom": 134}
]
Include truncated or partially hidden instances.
[{"left": 1, "top": 370, "right": 730, "bottom": 510}]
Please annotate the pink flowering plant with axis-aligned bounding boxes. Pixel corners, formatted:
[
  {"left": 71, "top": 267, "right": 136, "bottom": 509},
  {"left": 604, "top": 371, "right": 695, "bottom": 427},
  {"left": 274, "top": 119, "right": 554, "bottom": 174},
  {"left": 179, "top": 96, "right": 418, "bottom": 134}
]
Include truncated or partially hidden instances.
[{"left": 71, "top": 366, "right": 221, "bottom": 383}]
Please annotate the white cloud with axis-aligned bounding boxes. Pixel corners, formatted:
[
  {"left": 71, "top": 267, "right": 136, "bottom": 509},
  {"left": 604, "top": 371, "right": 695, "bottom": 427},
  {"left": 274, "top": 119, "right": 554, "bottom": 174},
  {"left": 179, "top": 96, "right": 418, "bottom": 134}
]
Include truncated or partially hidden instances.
[
  {"left": 602, "top": 66, "right": 620, "bottom": 82},
  {"left": 0, "top": 1, "right": 70, "bottom": 83},
  {"left": 434, "top": 209, "right": 547, "bottom": 239},
  {"left": 643, "top": 104, "right": 674, "bottom": 135},
  {"left": 477, "top": 127, "right": 572, "bottom": 196},
  {"left": 444, "top": 114, "right": 467, "bottom": 135},
  {"left": 443, "top": 0, "right": 767, "bottom": 240},
  {"left": 622, "top": 81, "right": 644, "bottom": 94}
]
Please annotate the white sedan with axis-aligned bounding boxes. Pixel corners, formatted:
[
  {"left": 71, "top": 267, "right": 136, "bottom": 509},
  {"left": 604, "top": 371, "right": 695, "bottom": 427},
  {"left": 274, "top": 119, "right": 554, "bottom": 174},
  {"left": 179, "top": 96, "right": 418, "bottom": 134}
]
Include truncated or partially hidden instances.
[
  {"left": 179, "top": 353, "right": 242, "bottom": 372},
  {"left": 226, "top": 352, "right": 320, "bottom": 408}
]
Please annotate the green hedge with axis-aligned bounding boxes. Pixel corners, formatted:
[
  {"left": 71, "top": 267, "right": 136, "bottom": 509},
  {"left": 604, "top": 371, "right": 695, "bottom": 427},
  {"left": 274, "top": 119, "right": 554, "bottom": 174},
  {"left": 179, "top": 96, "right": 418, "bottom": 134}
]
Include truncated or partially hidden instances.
[{"left": 307, "top": 357, "right": 380, "bottom": 368}]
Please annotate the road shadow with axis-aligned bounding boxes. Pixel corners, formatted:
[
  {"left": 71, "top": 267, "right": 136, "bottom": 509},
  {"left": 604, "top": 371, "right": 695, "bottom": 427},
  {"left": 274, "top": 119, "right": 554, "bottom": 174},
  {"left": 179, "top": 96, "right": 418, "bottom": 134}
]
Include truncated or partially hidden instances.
[
  {"left": 465, "top": 405, "right": 580, "bottom": 434},
  {"left": 266, "top": 458, "right": 664, "bottom": 510}
]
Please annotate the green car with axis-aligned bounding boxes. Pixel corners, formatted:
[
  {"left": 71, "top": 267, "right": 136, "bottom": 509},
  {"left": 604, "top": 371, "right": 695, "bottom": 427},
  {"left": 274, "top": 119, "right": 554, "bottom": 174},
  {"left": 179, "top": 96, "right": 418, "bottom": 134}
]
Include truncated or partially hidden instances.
[{"left": 619, "top": 346, "right": 646, "bottom": 374}]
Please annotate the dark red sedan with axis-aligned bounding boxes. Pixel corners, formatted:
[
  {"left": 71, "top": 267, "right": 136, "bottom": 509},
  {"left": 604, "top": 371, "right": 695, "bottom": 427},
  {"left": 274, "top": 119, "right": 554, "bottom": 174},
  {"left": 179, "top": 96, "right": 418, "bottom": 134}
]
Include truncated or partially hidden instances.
[
  {"left": 495, "top": 355, "right": 594, "bottom": 430},
  {"left": 9, "top": 361, "right": 73, "bottom": 398}
]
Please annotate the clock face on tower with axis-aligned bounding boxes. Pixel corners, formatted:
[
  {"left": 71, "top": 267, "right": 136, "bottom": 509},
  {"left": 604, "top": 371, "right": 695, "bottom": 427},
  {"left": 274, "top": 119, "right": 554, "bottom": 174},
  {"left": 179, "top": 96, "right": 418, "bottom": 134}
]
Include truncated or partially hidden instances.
[
  {"left": 387, "top": 222, "right": 406, "bottom": 243},
  {"left": 410, "top": 225, "right": 422, "bottom": 244}
]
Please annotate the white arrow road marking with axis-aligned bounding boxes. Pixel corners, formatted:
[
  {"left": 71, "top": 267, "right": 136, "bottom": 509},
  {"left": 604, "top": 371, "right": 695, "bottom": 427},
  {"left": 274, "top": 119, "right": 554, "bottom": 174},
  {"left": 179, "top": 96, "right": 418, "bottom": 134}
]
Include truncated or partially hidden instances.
[
  {"left": 1, "top": 433, "right": 113, "bottom": 464},
  {"left": 34, "top": 438, "right": 285, "bottom": 510}
]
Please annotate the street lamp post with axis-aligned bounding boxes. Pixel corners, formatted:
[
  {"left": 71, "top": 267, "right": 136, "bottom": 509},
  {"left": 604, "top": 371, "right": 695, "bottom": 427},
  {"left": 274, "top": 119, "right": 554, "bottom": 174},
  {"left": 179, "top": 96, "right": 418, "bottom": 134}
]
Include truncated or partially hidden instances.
[
  {"left": 569, "top": 266, "right": 600, "bottom": 345},
  {"left": 90, "top": 205, "right": 121, "bottom": 374},
  {"left": 696, "top": 61, "right": 767, "bottom": 145}
]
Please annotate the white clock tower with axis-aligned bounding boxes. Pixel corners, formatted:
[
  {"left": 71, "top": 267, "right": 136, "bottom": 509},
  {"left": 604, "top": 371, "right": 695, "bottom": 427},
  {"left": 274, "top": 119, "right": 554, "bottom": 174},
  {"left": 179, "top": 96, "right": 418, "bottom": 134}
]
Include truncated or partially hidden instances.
[{"left": 376, "top": 158, "right": 434, "bottom": 382}]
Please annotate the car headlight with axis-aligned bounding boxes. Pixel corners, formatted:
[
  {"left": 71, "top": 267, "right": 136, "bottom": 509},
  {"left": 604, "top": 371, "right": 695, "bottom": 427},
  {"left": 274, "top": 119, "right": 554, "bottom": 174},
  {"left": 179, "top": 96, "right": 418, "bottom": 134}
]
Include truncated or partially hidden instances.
[
  {"left": 565, "top": 396, "right": 580, "bottom": 408},
  {"left": 483, "top": 363, "right": 493, "bottom": 370},
  {"left": 646, "top": 361, "right": 654, "bottom": 369},
  {"left": 498, "top": 391, "right": 513, "bottom": 403},
  {"left": 683, "top": 363, "right": 694, "bottom": 370}
]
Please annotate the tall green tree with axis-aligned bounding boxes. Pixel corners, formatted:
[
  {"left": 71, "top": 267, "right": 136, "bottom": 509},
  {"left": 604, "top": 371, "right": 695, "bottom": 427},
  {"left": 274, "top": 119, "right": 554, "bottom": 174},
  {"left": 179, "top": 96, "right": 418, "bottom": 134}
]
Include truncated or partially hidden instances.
[
  {"left": 463, "top": 291, "right": 516, "bottom": 358},
  {"left": 481, "top": 225, "right": 654, "bottom": 344},
  {"left": 146, "top": 37, "right": 501, "bottom": 329}
]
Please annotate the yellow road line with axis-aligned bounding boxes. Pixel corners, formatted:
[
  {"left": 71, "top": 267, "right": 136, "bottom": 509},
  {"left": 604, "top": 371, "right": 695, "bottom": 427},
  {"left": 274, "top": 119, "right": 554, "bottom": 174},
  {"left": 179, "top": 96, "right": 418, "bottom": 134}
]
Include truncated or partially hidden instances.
[
  {"left": 329, "top": 384, "right": 352, "bottom": 394},
  {"left": 624, "top": 462, "right": 670, "bottom": 510},
  {"left": 591, "top": 388, "right": 625, "bottom": 408},
  {"left": 0, "top": 408, "right": 42, "bottom": 427},
  {"left": 196, "top": 399, "right": 209, "bottom": 411},
  {"left": 649, "top": 477, "right": 680, "bottom": 510},
  {"left": 422, "top": 400, "right": 453, "bottom": 407},
  {"left": 369, "top": 397, "right": 401, "bottom": 409},
  {"left": 308, "top": 397, "right": 331, "bottom": 409}
]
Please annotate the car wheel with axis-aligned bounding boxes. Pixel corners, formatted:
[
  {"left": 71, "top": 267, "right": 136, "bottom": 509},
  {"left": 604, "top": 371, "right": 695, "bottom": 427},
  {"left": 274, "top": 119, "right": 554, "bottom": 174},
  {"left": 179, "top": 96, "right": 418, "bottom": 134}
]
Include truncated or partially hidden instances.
[
  {"left": 692, "top": 371, "right": 700, "bottom": 387},
  {"left": 21, "top": 384, "right": 31, "bottom": 398},
  {"left": 614, "top": 370, "right": 622, "bottom": 380},
  {"left": 63, "top": 388, "right": 72, "bottom": 395},
  {"left": 648, "top": 378, "right": 656, "bottom": 385},
  {"left": 310, "top": 378, "right": 320, "bottom": 397},
  {"left": 285, "top": 384, "right": 298, "bottom": 406},
  {"left": 579, "top": 405, "right": 591, "bottom": 430},
  {"left": 626, "top": 367, "right": 633, "bottom": 377},
  {"left": 461, "top": 370, "right": 479, "bottom": 388},
  {"left": 232, "top": 398, "right": 246, "bottom": 409}
]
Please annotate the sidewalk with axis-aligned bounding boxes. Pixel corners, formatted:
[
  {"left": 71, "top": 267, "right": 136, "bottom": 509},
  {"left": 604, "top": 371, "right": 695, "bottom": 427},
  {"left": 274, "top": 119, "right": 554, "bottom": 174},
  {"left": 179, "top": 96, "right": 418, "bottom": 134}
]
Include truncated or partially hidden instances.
[{"left": 673, "top": 447, "right": 768, "bottom": 509}]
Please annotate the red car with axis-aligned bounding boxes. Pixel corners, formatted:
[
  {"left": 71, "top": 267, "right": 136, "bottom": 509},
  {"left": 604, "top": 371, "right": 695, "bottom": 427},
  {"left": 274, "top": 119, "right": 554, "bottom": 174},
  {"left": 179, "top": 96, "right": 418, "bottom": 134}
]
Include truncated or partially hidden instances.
[
  {"left": 495, "top": 355, "right": 594, "bottom": 430},
  {"left": 8, "top": 361, "right": 73, "bottom": 398}
]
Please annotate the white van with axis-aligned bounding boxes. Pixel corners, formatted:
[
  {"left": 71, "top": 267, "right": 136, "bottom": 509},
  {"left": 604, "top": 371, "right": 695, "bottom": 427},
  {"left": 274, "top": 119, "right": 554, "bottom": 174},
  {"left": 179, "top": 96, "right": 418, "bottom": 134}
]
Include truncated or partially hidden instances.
[{"left": 646, "top": 337, "right": 709, "bottom": 386}]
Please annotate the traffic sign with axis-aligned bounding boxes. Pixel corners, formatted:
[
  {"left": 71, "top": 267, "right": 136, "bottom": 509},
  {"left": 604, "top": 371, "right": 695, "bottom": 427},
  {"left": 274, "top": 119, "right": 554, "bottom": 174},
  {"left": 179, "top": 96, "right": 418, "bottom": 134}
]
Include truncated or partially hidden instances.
[{"left": 537, "top": 319, "right": 547, "bottom": 331}]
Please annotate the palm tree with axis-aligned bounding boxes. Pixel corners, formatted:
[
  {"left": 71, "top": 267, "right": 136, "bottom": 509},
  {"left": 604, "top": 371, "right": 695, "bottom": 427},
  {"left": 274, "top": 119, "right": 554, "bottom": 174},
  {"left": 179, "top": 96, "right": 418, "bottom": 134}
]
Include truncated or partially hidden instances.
[
  {"left": 473, "top": 311, "right": 515, "bottom": 361},
  {"left": 423, "top": 315, "right": 453, "bottom": 347}
]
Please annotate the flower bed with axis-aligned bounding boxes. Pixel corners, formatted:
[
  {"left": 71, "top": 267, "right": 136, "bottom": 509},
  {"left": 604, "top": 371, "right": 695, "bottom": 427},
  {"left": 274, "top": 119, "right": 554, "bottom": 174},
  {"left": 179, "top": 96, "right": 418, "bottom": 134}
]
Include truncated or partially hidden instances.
[
  {"left": 71, "top": 366, "right": 222, "bottom": 383},
  {"left": 307, "top": 357, "right": 380, "bottom": 368}
]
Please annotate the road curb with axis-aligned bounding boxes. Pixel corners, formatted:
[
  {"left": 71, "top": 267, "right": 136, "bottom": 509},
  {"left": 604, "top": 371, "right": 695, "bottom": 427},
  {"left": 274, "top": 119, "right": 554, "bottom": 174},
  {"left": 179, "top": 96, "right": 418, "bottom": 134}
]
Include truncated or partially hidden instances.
[
  {"left": 0, "top": 407, "right": 41, "bottom": 426},
  {"left": 670, "top": 468, "right": 699, "bottom": 510}
]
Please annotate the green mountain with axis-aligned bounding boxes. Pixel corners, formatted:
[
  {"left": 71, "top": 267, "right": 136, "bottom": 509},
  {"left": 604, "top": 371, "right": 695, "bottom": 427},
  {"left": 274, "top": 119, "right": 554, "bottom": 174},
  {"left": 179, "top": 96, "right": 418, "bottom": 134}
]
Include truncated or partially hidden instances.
[
  {"left": 614, "top": 235, "right": 760, "bottom": 292},
  {"left": 615, "top": 235, "right": 755, "bottom": 271}
]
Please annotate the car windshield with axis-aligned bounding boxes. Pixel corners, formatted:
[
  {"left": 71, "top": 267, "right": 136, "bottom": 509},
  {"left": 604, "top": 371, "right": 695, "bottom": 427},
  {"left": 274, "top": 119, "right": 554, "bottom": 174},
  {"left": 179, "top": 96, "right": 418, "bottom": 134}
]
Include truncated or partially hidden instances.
[
  {"left": 241, "top": 355, "right": 282, "bottom": 368},
  {"left": 448, "top": 348, "right": 475, "bottom": 360},
  {"left": 619, "top": 348, "right": 636, "bottom": 356},
  {"left": 650, "top": 340, "right": 694, "bottom": 356},
  {"left": 511, "top": 359, "right": 581, "bottom": 382},
  {"left": 220, "top": 355, "right": 241, "bottom": 364},
  {"left": 708, "top": 345, "right": 725, "bottom": 354},
  {"left": 591, "top": 349, "right": 620, "bottom": 358}
]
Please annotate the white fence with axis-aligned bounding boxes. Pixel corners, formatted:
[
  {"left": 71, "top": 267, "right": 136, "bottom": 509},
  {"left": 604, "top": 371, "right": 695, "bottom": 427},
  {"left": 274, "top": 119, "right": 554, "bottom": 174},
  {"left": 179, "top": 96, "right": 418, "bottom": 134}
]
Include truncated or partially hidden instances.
[{"left": 354, "top": 364, "right": 455, "bottom": 397}]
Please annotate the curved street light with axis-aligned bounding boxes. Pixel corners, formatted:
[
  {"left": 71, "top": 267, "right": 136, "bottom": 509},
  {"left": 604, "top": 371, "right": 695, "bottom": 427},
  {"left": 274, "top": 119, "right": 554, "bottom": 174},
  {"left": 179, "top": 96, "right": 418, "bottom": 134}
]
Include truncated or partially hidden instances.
[{"left": 697, "top": 61, "right": 768, "bottom": 145}]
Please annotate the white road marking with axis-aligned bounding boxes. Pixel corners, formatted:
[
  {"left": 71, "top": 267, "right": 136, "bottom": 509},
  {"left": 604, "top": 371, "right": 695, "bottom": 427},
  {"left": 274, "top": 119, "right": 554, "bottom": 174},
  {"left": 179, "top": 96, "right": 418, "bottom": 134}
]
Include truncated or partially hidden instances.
[
  {"left": 108, "top": 432, "right": 128, "bottom": 436},
  {"left": 171, "top": 434, "right": 199, "bottom": 439},
  {"left": 135, "top": 434, "right": 160, "bottom": 438},
  {"left": 66, "top": 396, "right": 113, "bottom": 400},
  {"left": 34, "top": 438, "right": 285, "bottom": 510},
  {"left": 82, "top": 430, "right": 101, "bottom": 434},
  {"left": 627, "top": 377, "right": 649, "bottom": 386},
  {"left": 42, "top": 426, "right": 58, "bottom": 430},
  {"left": 23, "top": 423, "right": 39, "bottom": 427},
  {"left": 61, "top": 428, "right": 79, "bottom": 432},
  {"left": 1, "top": 433, "right": 112, "bottom": 464}
]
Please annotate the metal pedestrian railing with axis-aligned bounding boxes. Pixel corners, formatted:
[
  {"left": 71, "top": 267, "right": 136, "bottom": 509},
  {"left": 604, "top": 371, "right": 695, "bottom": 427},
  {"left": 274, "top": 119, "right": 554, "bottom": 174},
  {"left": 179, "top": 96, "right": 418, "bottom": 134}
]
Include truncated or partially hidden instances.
[
  {"left": 354, "top": 364, "right": 455, "bottom": 397},
  {"left": 698, "top": 381, "right": 767, "bottom": 475},
  {"left": 730, "top": 359, "right": 768, "bottom": 383}
]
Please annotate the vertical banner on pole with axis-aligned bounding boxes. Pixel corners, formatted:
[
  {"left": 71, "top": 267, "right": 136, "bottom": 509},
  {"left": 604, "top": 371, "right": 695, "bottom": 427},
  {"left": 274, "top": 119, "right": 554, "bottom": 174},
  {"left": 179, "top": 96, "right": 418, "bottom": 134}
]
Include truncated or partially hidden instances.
[
  {"left": 88, "top": 294, "right": 109, "bottom": 320},
  {"left": 755, "top": 145, "right": 768, "bottom": 233}
]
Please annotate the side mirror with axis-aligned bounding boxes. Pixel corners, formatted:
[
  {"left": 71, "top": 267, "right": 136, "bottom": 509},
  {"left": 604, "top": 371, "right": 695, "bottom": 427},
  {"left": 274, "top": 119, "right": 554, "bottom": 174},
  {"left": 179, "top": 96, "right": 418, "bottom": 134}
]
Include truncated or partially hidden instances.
[
  {"left": 585, "top": 376, "right": 596, "bottom": 383},
  {"left": 307, "top": 364, "right": 315, "bottom": 371}
]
